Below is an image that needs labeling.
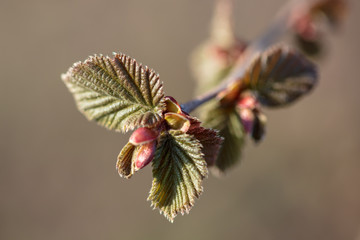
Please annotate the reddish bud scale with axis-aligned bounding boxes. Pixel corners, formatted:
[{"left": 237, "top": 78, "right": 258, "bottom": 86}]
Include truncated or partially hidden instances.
[
  {"left": 134, "top": 141, "right": 157, "bottom": 171},
  {"left": 164, "top": 96, "right": 182, "bottom": 114},
  {"left": 236, "top": 94, "right": 266, "bottom": 141},
  {"left": 237, "top": 95, "right": 258, "bottom": 110},
  {"left": 163, "top": 96, "right": 193, "bottom": 133},
  {"left": 129, "top": 127, "right": 159, "bottom": 146},
  {"left": 239, "top": 108, "right": 255, "bottom": 134},
  {"left": 294, "top": 14, "right": 317, "bottom": 41},
  {"left": 164, "top": 112, "right": 191, "bottom": 133}
]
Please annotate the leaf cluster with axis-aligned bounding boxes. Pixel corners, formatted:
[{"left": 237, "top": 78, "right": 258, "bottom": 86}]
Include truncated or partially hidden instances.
[
  {"left": 62, "top": 0, "right": 346, "bottom": 222},
  {"left": 62, "top": 53, "right": 222, "bottom": 221}
]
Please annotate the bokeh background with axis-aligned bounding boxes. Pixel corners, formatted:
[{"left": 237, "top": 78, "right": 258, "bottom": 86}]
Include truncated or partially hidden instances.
[{"left": 1, "top": 0, "right": 360, "bottom": 239}]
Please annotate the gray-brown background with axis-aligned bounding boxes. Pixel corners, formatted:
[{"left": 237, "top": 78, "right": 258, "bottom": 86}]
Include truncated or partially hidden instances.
[{"left": 1, "top": 0, "right": 360, "bottom": 239}]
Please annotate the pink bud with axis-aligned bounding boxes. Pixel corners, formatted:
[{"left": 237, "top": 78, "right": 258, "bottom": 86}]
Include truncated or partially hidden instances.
[
  {"left": 236, "top": 94, "right": 266, "bottom": 140},
  {"left": 134, "top": 141, "right": 156, "bottom": 171},
  {"left": 239, "top": 108, "right": 255, "bottom": 134},
  {"left": 237, "top": 95, "right": 257, "bottom": 110},
  {"left": 129, "top": 127, "right": 159, "bottom": 146},
  {"left": 294, "top": 14, "right": 317, "bottom": 41}
]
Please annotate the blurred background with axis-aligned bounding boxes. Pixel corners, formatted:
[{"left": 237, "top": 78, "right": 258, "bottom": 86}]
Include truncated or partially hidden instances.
[{"left": 1, "top": 0, "right": 359, "bottom": 239}]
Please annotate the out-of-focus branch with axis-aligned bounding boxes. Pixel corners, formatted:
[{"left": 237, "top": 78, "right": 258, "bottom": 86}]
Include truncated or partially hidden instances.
[{"left": 181, "top": 0, "right": 317, "bottom": 113}]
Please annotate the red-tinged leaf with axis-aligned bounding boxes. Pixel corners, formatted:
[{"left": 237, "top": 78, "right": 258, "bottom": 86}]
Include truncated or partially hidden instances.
[
  {"left": 243, "top": 45, "right": 317, "bottom": 107},
  {"left": 187, "top": 123, "right": 223, "bottom": 167}
]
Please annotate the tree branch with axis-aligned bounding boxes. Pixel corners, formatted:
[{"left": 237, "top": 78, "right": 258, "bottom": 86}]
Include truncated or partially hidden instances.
[{"left": 181, "top": 0, "right": 312, "bottom": 113}]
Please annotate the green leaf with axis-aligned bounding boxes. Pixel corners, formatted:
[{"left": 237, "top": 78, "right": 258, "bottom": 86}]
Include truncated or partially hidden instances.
[
  {"left": 216, "top": 110, "right": 245, "bottom": 172},
  {"left": 202, "top": 101, "right": 245, "bottom": 173},
  {"left": 62, "top": 53, "right": 165, "bottom": 132},
  {"left": 244, "top": 45, "right": 317, "bottom": 107},
  {"left": 148, "top": 131, "right": 208, "bottom": 222}
]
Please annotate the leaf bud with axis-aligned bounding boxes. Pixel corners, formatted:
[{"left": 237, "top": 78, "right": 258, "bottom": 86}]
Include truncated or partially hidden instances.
[
  {"left": 237, "top": 94, "right": 258, "bottom": 110},
  {"left": 238, "top": 108, "right": 255, "bottom": 134},
  {"left": 164, "top": 112, "right": 191, "bottom": 133},
  {"left": 236, "top": 94, "right": 266, "bottom": 141},
  {"left": 129, "top": 127, "right": 159, "bottom": 146},
  {"left": 134, "top": 141, "right": 157, "bottom": 171},
  {"left": 293, "top": 13, "right": 318, "bottom": 41}
]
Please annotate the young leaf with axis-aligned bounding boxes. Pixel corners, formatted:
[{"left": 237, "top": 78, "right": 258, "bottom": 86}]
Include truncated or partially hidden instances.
[
  {"left": 202, "top": 101, "right": 245, "bottom": 172},
  {"left": 214, "top": 110, "right": 245, "bottom": 172},
  {"left": 148, "top": 131, "right": 208, "bottom": 222},
  {"left": 164, "top": 113, "right": 191, "bottom": 132},
  {"left": 62, "top": 53, "right": 165, "bottom": 132},
  {"left": 243, "top": 45, "right": 317, "bottom": 107},
  {"left": 187, "top": 117, "right": 223, "bottom": 167},
  {"left": 117, "top": 140, "right": 157, "bottom": 178},
  {"left": 116, "top": 142, "right": 136, "bottom": 179}
]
